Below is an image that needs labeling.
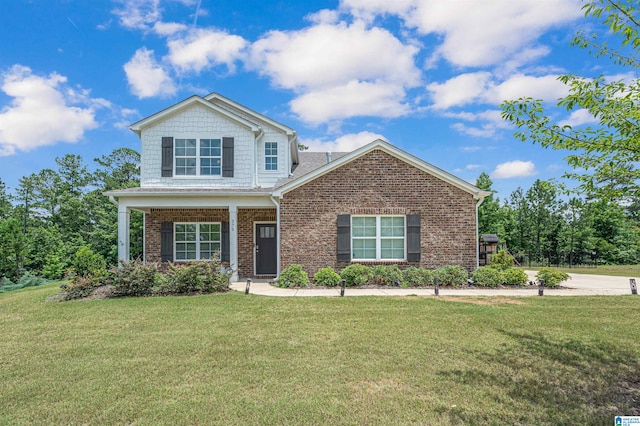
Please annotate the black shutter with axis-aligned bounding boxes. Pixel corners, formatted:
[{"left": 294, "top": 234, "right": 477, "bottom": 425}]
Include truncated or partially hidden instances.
[
  {"left": 337, "top": 214, "right": 351, "bottom": 262},
  {"left": 222, "top": 137, "right": 234, "bottom": 177},
  {"left": 407, "top": 214, "right": 421, "bottom": 262},
  {"left": 161, "top": 137, "right": 173, "bottom": 177},
  {"left": 221, "top": 221, "right": 230, "bottom": 262},
  {"left": 160, "top": 221, "right": 173, "bottom": 262}
]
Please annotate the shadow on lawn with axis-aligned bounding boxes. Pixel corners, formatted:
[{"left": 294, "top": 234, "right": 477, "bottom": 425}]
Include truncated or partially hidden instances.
[{"left": 436, "top": 330, "right": 640, "bottom": 424}]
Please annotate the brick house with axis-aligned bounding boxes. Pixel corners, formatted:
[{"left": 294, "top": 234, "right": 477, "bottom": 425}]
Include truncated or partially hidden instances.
[{"left": 105, "top": 93, "right": 490, "bottom": 281}]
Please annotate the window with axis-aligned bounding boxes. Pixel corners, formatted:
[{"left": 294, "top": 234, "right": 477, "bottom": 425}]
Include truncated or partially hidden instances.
[
  {"left": 265, "top": 142, "right": 278, "bottom": 171},
  {"left": 175, "top": 138, "right": 221, "bottom": 176},
  {"left": 352, "top": 216, "right": 405, "bottom": 260},
  {"left": 174, "top": 223, "right": 221, "bottom": 261}
]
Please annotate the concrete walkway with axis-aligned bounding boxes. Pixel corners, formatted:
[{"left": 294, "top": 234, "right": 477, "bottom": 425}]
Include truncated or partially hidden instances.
[{"left": 230, "top": 271, "right": 637, "bottom": 297}]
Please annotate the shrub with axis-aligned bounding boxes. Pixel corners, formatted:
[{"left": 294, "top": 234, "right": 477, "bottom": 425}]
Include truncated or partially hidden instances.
[
  {"left": 72, "top": 246, "right": 107, "bottom": 279},
  {"left": 276, "top": 264, "right": 309, "bottom": 287},
  {"left": 370, "top": 265, "right": 404, "bottom": 286},
  {"left": 402, "top": 267, "right": 434, "bottom": 287},
  {"left": 490, "top": 251, "right": 515, "bottom": 271},
  {"left": 434, "top": 265, "right": 468, "bottom": 287},
  {"left": 109, "top": 260, "right": 158, "bottom": 297},
  {"left": 64, "top": 275, "right": 102, "bottom": 300},
  {"left": 340, "top": 264, "right": 371, "bottom": 287},
  {"left": 42, "top": 250, "right": 66, "bottom": 280},
  {"left": 536, "top": 268, "right": 570, "bottom": 288},
  {"left": 313, "top": 267, "right": 341, "bottom": 287},
  {"left": 471, "top": 267, "right": 504, "bottom": 287},
  {"left": 160, "top": 260, "right": 230, "bottom": 294},
  {"left": 17, "top": 272, "right": 48, "bottom": 288},
  {"left": 503, "top": 268, "right": 529, "bottom": 286}
]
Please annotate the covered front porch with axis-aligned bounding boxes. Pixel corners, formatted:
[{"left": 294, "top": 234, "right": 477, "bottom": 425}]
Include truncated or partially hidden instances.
[{"left": 108, "top": 189, "right": 280, "bottom": 281}]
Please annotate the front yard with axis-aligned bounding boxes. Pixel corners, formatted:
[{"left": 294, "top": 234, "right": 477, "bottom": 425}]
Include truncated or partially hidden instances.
[{"left": 1, "top": 283, "right": 638, "bottom": 424}]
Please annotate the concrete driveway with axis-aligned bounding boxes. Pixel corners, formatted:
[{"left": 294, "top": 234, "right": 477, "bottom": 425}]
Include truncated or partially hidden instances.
[{"left": 231, "top": 271, "right": 638, "bottom": 297}]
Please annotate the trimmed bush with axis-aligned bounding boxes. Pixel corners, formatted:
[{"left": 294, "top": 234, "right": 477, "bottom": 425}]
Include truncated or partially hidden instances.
[
  {"left": 339, "top": 264, "right": 371, "bottom": 287},
  {"left": 434, "top": 265, "right": 468, "bottom": 287},
  {"left": 536, "top": 268, "right": 570, "bottom": 288},
  {"left": 489, "top": 250, "right": 515, "bottom": 270},
  {"left": 159, "top": 260, "right": 230, "bottom": 294},
  {"left": 64, "top": 275, "right": 102, "bottom": 300},
  {"left": 109, "top": 260, "right": 158, "bottom": 297},
  {"left": 72, "top": 246, "right": 107, "bottom": 279},
  {"left": 471, "top": 267, "right": 504, "bottom": 287},
  {"left": 370, "top": 265, "right": 404, "bottom": 286},
  {"left": 402, "top": 267, "right": 434, "bottom": 287},
  {"left": 276, "top": 264, "right": 309, "bottom": 287},
  {"left": 503, "top": 268, "right": 529, "bottom": 286},
  {"left": 313, "top": 267, "right": 341, "bottom": 287}
]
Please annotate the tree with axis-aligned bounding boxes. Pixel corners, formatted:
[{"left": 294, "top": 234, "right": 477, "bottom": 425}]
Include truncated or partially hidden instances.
[
  {"left": 476, "top": 172, "right": 502, "bottom": 236},
  {"left": 501, "top": 0, "right": 640, "bottom": 201}
]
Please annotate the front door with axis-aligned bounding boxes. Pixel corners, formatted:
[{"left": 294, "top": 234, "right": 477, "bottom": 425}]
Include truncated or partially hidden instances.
[{"left": 255, "top": 223, "right": 277, "bottom": 275}]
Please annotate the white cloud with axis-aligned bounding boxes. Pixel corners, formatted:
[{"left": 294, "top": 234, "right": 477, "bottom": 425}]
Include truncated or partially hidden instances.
[
  {"left": 558, "top": 108, "right": 598, "bottom": 127},
  {"left": 248, "top": 21, "right": 421, "bottom": 91},
  {"left": 491, "top": 160, "right": 537, "bottom": 179},
  {"left": 153, "top": 21, "right": 188, "bottom": 35},
  {"left": 0, "top": 65, "right": 98, "bottom": 156},
  {"left": 305, "top": 9, "right": 340, "bottom": 25},
  {"left": 124, "top": 48, "right": 177, "bottom": 98},
  {"left": 428, "top": 73, "right": 568, "bottom": 110},
  {"left": 290, "top": 80, "right": 410, "bottom": 124},
  {"left": 445, "top": 109, "right": 511, "bottom": 138},
  {"left": 166, "top": 28, "right": 248, "bottom": 73},
  {"left": 112, "top": 0, "right": 161, "bottom": 31},
  {"left": 342, "top": 0, "right": 582, "bottom": 68},
  {"left": 302, "top": 131, "right": 387, "bottom": 152},
  {"left": 460, "top": 146, "right": 483, "bottom": 153},
  {"left": 454, "top": 164, "right": 484, "bottom": 173}
]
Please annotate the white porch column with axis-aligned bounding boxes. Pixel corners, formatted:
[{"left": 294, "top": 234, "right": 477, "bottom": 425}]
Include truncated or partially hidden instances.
[
  {"left": 229, "top": 205, "right": 239, "bottom": 282},
  {"left": 117, "top": 204, "right": 130, "bottom": 264}
]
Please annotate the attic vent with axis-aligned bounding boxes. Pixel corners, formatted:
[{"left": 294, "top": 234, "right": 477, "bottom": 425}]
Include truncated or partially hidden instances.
[{"left": 326, "top": 152, "right": 332, "bottom": 163}]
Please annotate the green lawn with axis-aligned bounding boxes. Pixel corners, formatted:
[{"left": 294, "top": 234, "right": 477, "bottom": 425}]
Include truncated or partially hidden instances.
[
  {"left": 525, "top": 264, "right": 640, "bottom": 277},
  {"left": 1, "top": 284, "right": 639, "bottom": 425}
]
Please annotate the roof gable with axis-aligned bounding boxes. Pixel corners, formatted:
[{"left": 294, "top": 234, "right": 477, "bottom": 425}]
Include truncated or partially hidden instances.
[
  {"left": 273, "top": 139, "right": 490, "bottom": 199},
  {"left": 129, "top": 95, "right": 261, "bottom": 136}
]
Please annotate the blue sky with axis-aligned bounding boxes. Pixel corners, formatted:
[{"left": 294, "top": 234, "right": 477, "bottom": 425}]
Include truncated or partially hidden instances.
[{"left": 0, "top": 0, "right": 626, "bottom": 199}]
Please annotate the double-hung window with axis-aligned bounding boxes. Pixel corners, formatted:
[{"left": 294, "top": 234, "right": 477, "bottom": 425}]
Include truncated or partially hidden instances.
[
  {"left": 174, "top": 223, "right": 221, "bottom": 261},
  {"left": 175, "top": 138, "right": 221, "bottom": 176},
  {"left": 352, "top": 216, "right": 405, "bottom": 260},
  {"left": 265, "top": 142, "right": 278, "bottom": 171}
]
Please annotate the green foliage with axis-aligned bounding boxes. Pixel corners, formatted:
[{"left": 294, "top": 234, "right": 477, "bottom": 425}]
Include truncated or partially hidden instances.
[
  {"left": 537, "top": 268, "right": 571, "bottom": 288},
  {"left": 109, "top": 260, "right": 158, "bottom": 297},
  {"left": 42, "top": 249, "right": 67, "bottom": 280},
  {"left": 72, "top": 246, "right": 107, "bottom": 279},
  {"left": 339, "top": 264, "right": 371, "bottom": 287},
  {"left": 0, "top": 272, "right": 49, "bottom": 294},
  {"left": 490, "top": 251, "right": 515, "bottom": 270},
  {"left": 402, "top": 267, "right": 434, "bottom": 287},
  {"left": 159, "top": 261, "right": 230, "bottom": 294},
  {"left": 276, "top": 264, "right": 309, "bottom": 287},
  {"left": 434, "top": 265, "right": 469, "bottom": 287},
  {"left": 503, "top": 268, "right": 529, "bottom": 286},
  {"left": 471, "top": 267, "right": 504, "bottom": 287},
  {"left": 369, "top": 265, "right": 404, "bottom": 286},
  {"left": 64, "top": 275, "right": 103, "bottom": 300},
  {"left": 313, "top": 267, "right": 341, "bottom": 287}
]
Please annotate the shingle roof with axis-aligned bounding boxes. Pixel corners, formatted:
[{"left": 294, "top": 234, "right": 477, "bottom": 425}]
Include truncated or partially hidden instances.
[
  {"left": 104, "top": 187, "right": 271, "bottom": 196},
  {"left": 274, "top": 151, "right": 348, "bottom": 189}
]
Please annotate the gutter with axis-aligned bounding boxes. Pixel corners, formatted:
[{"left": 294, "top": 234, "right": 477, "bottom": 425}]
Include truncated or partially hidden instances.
[{"left": 254, "top": 128, "right": 265, "bottom": 188}]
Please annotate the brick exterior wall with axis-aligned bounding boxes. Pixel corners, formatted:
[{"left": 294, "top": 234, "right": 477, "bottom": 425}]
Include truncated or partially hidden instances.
[
  {"left": 279, "top": 149, "right": 478, "bottom": 276},
  {"left": 237, "top": 208, "right": 277, "bottom": 278},
  {"left": 145, "top": 208, "right": 229, "bottom": 263}
]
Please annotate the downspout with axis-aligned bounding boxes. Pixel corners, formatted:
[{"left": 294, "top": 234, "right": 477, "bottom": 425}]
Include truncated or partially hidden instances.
[
  {"left": 289, "top": 134, "right": 298, "bottom": 175},
  {"left": 475, "top": 195, "right": 486, "bottom": 268},
  {"left": 108, "top": 195, "right": 118, "bottom": 206},
  {"left": 270, "top": 195, "right": 281, "bottom": 279},
  {"left": 255, "top": 128, "right": 265, "bottom": 188}
]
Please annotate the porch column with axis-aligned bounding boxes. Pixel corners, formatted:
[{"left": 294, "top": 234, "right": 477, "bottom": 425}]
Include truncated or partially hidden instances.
[
  {"left": 117, "top": 204, "right": 130, "bottom": 264},
  {"left": 229, "top": 205, "right": 239, "bottom": 282}
]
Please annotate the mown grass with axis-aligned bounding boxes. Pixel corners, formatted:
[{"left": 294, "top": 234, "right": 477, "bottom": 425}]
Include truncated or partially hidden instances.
[
  {"left": 1, "top": 283, "right": 639, "bottom": 425},
  {"left": 524, "top": 264, "right": 640, "bottom": 277}
]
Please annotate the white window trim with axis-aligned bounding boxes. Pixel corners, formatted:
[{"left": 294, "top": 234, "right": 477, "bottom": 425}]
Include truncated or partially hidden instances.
[
  {"left": 174, "top": 138, "right": 222, "bottom": 178},
  {"left": 351, "top": 215, "right": 406, "bottom": 261},
  {"left": 174, "top": 222, "right": 222, "bottom": 262},
  {"left": 264, "top": 141, "right": 278, "bottom": 172}
]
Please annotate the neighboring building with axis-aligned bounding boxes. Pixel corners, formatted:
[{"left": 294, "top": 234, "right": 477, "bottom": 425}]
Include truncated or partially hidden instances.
[{"left": 105, "top": 93, "right": 490, "bottom": 281}]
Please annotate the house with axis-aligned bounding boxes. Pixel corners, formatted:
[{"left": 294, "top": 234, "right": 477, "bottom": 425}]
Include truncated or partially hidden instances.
[{"left": 105, "top": 93, "right": 490, "bottom": 281}]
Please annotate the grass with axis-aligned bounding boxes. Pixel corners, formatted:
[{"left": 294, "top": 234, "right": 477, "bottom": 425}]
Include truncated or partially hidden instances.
[
  {"left": 524, "top": 264, "right": 640, "bottom": 277},
  {"left": 1, "top": 284, "right": 639, "bottom": 425}
]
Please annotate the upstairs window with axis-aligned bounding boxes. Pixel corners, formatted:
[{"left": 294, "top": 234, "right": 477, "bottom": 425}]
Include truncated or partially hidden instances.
[
  {"left": 175, "top": 138, "right": 221, "bottom": 176},
  {"left": 352, "top": 216, "right": 405, "bottom": 260},
  {"left": 265, "top": 142, "right": 278, "bottom": 171}
]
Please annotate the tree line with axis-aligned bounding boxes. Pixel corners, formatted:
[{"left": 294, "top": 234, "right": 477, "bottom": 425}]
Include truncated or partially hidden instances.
[
  {"left": 477, "top": 172, "right": 640, "bottom": 266},
  {"left": 0, "top": 148, "right": 143, "bottom": 281}
]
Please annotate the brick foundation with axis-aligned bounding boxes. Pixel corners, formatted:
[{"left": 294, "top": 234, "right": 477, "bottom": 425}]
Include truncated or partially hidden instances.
[{"left": 279, "top": 149, "right": 478, "bottom": 276}]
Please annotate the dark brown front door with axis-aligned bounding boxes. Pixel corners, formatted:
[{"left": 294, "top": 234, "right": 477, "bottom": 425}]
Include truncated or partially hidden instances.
[{"left": 255, "top": 223, "right": 277, "bottom": 275}]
